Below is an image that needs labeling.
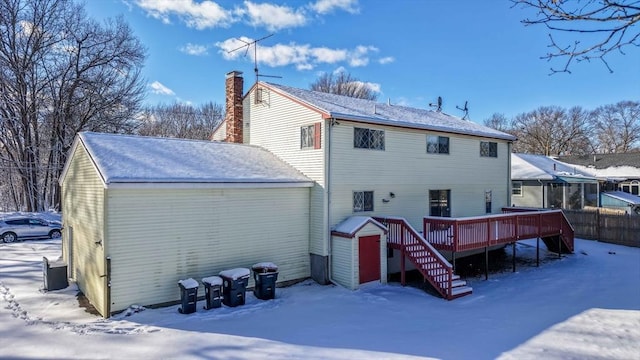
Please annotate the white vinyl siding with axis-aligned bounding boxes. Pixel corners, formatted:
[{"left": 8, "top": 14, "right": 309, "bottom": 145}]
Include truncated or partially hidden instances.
[
  {"left": 329, "top": 122, "right": 511, "bottom": 230},
  {"left": 105, "top": 187, "right": 309, "bottom": 313},
  {"left": 245, "top": 88, "right": 327, "bottom": 256},
  {"left": 60, "top": 144, "right": 107, "bottom": 316}
]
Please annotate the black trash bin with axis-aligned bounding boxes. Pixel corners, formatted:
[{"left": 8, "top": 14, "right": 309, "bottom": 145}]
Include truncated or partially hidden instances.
[
  {"left": 177, "top": 278, "right": 199, "bottom": 314},
  {"left": 42, "top": 256, "right": 68, "bottom": 291},
  {"left": 251, "top": 262, "right": 278, "bottom": 300},
  {"left": 219, "top": 268, "right": 250, "bottom": 307},
  {"left": 202, "top": 276, "right": 223, "bottom": 310}
]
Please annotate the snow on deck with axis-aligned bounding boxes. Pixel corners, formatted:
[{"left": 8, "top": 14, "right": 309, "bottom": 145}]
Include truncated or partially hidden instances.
[
  {"left": 79, "top": 132, "right": 312, "bottom": 185},
  {"left": 265, "top": 82, "right": 517, "bottom": 141}
]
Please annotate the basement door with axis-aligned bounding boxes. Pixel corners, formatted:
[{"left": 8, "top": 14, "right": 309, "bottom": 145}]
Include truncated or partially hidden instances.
[{"left": 358, "top": 235, "right": 381, "bottom": 284}]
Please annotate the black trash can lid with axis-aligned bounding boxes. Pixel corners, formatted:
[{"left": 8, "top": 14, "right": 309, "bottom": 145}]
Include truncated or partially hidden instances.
[
  {"left": 252, "top": 262, "right": 278, "bottom": 272},
  {"left": 219, "top": 268, "right": 250, "bottom": 280},
  {"left": 178, "top": 278, "right": 199, "bottom": 289},
  {"left": 202, "top": 276, "right": 223, "bottom": 286}
]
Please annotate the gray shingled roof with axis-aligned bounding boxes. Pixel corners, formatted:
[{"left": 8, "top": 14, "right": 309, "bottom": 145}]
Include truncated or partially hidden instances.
[
  {"left": 559, "top": 153, "right": 640, "bottom": 169},
  {"left": 263, "top": 82, "right": 517, "bottom": 141}
]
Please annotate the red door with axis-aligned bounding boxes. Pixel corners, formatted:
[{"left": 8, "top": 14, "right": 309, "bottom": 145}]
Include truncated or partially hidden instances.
[{"left": 358, "top": 235, "right": 381, "bottom": 284}]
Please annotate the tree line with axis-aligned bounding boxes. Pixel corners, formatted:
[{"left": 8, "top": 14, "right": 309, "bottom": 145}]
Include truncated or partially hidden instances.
[{"left": 484, "top": 101, "right": 640, "bottom": 155}]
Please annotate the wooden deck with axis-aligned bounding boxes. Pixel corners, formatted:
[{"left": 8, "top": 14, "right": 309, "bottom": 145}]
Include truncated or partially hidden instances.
[{"left": 423, "top": 208, "right": 574, "bottom": 254}]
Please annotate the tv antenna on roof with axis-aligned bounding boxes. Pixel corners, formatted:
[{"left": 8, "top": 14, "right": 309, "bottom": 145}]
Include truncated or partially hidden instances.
[
  {"left": 456, "top": 100, "right": 469, "bottom": 120},
  {"left": 429, "top": 96, "right": 442, "bottom": 112},
  {"left": 227, "top": 33, "right": 282, "bottom": 84}
]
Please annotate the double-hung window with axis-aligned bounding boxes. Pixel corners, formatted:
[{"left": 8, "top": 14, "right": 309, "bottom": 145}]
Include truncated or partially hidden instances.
[
  {"left": 427, "top": 135, "right": 449, "bottom": 154},
  {"left": 353, "top": 191, "right": 374, "bottom": 212},
  {"left": 480, "top": 141, "right": 498, "bottom": 157},
  {"left": 354, "top": 127, "right": 385, "bottom": 150},
  {"left": 512, "top": 181, "right": 523, "bottom": 196}
]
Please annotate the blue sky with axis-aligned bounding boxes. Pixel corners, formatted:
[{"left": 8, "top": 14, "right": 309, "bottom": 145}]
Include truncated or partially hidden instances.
[{"left": 84, "top": 0, "right": 640, "bottom": 124}]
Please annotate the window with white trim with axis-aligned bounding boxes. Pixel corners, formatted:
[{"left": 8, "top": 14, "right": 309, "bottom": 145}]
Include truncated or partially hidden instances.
[
  {"left": 427, "top": 135, "right": 449, "bottom": 154},
  {"left": 480, "top": 141, "right": 497, "bottom": 157},
  {"left": 354, "top": 127, "right": 385, "bottom": 150},
  {"left": 512, "top": 181, "right": 523, "bottom": 196},
  {"left": 353, "top": 191, "right": 374, "bottom": 212}
]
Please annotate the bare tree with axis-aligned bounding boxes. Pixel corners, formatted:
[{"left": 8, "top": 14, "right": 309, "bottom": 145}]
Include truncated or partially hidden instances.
[
  {"left": 590, "top": 100, "right": 640, "bottom": 153},
  {"left": 0, "top": 0, "right": 145, "bottom": 211},
  {"left": 137, "top": 102, "right": 224, "bottom": 140},
  {"left": 483, "top": 113, "right": 513, "bottom": 133},
  {"left": 310, "top": 71, "right": 378, "bottom": 100},
  {"left": 513, "top": 0, "right": 640, "bottom": 73},
  {"left": 511, "top": 105, "right": 592, "bottom": 155}
]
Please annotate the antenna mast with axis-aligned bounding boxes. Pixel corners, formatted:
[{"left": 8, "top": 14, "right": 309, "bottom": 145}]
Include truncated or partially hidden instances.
[
  {"left": 227, "top": 34, "right": 282, "bottom": 84},
  {"left": 456, "top": 100, "right": 469, "bottom": 120}
]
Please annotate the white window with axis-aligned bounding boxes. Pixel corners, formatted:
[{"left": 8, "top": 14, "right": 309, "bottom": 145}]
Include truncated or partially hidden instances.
[
  {"left": 480, "top": 141, "right": 497, "bottom": 157},
  {"left": 621, "top": 180, "right": 640, "bottom": 195},
  {"left": 512, "top": 181, "right": 523, "bottom": 196},
  {"left": 353, "top": 191, "right": 374, "bottom": 212},
  {"left": 354, "top": 128, "right": 385, "bottom": 150},
  {"left": 427, "top": 135, "right": 449, "bottom": 154}
]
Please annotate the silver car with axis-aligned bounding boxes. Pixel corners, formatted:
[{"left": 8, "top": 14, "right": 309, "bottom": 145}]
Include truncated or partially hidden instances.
[{"left": 0, "top": 217, "right": 62, "bottom": 243}]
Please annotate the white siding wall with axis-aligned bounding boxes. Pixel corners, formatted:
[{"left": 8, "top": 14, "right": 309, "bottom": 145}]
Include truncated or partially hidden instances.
[
  {"left": 60, "top": 144, "right": 107, "bottom": 316},
  {"left": 245, "top": 87, "right": 327, "bottom": 256},
  {"left": 330, "top": 121, "right": 512, "bottom": 230},
  {"left": 105, "top": 187, "right": 309, "bottom": 313},
  {"left": 330, "top": 236, "right": 356, "bottom": 289}
]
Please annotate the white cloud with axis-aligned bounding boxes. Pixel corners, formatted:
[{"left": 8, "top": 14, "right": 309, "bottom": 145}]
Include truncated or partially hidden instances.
[
  {"left": 378, "top": 56, "right": 395, "bottom": 65},
  {"left": 217, "top": 38, "right": 381, "bottom": 71},
  {"left": 135, "top": 0, "right": 234, "bottom": 29},
  {"left": 242, "top": 1, "right": 307, "bottom": 31},
  {"left": 310, "top": 0, "right": 359, "bottom": 14},
  {"left": 354, "top": 80, "right": 381, "bottom": 93},
  {"left": 180, "top": 43, "right": 208, "bottom": 56},
  {"left": 149, "top": 81, "right": 175, "bottom": 96}
]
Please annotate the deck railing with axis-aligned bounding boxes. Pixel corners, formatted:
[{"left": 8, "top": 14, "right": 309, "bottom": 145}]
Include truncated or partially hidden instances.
[
  {"left": 373, "top": 216, "right": 455, "bottom": 299},
  {"left": 423, "top": 209, "right": 574, "bottom": 253}
]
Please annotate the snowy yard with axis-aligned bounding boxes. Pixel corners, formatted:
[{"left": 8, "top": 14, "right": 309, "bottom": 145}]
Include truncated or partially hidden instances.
[{"left": 1, "top": 229, "right": 639, "bottom": 359}]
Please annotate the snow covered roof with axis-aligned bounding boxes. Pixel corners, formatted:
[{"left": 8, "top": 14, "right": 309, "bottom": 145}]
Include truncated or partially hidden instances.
[
  {"left": 511, "top": 154, "right": 598, "bottom": 182},
  {"left": 331, "top": 216, "right": 387, "bottom": 238},
  {"left": 65, "top": 132, "right": 312, "bottom": 187},
  {"left": 602, "top": 191, "right": 640, "bottom": 205},
  {"left": 261, "top": 82, "right": 517, "bottom": 141},
  {"left": 558, "top": 154, "right": 640, "bottom": 180}
]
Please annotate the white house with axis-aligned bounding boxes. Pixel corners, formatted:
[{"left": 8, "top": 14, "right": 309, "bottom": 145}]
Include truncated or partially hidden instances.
[
  {"left": 62, "top": 71, "right": 517, "bottom": 317},
  {"left": 218, "top": 71, "right": 517, "bottom": 285}
]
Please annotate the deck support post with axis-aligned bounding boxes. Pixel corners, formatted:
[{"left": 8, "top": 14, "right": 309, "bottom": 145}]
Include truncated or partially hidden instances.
[
  {"left": 558, "top": 235, "right": 562, "bottom": 259},
  {"left": 536, "top": 237, "right": 540, "bottom": 267},
  {"left": 512, "top": 242, "right": 516, "bottom": 273},
  {"left": 452, "top": 252, "right": 456, "bottom": 271},
  {"left": 484, "top": 246, "right": 489, "bottom": 280}
]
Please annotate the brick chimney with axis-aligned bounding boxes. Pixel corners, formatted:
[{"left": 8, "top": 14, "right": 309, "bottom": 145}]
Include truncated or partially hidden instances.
[{"left": 225, "top": 71, "right": 244, "bottom": 143}]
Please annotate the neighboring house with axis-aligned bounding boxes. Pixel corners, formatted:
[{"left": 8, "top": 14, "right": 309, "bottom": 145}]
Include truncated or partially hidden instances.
[
  {"left": 600, "top": 191, "right": 640, "bottom": 215},
  {"left": 558, "top": 153, "right": 640, "bottom": 195},
  {"left": 59, "top": 132, "right": 313, "bottom": 317},
  {"left": 61, "top": 71, "right": 518, "bottom": 317},
  {"left": 511, "top": 153, "right": 599, "bottom": 209}
]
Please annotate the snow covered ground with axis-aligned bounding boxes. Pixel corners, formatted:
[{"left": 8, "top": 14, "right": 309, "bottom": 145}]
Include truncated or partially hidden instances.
[{"left": 0, "top": 221, "right": 638, "bottom": 359}]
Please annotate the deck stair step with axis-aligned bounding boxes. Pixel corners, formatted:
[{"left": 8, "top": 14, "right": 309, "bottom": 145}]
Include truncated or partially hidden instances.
[{"left": 374, "top": 216, "right": 472, "bottom": 300}]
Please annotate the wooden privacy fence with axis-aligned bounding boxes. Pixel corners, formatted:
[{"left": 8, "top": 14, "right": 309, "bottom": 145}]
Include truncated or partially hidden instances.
[{"left": 562, "top": 210, "right": 640, "bottom": 247}]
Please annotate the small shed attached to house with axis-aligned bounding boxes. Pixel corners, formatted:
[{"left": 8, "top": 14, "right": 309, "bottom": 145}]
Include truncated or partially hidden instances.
[
  {"left": 600, "top": 191, "right": 640, "bottom": 215},
  {"left": 330, "top": 216, "right": 387, "bottom": 289},
  {"left": 59, "top": 132, "right": 313, "bottom": 318}
]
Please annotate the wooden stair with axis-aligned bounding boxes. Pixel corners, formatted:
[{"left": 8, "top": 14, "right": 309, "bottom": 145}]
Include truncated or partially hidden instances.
[{"left": 374, "top": 217, "right": 472, "bottom": 300}]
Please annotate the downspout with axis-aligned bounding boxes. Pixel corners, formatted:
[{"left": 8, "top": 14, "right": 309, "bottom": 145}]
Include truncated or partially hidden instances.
[
  {"left": 507, "top": 142, "right": 512, "bottom": 207},
  {"left": 326, "top": 117, "right": 340, "bottom": 286}
]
